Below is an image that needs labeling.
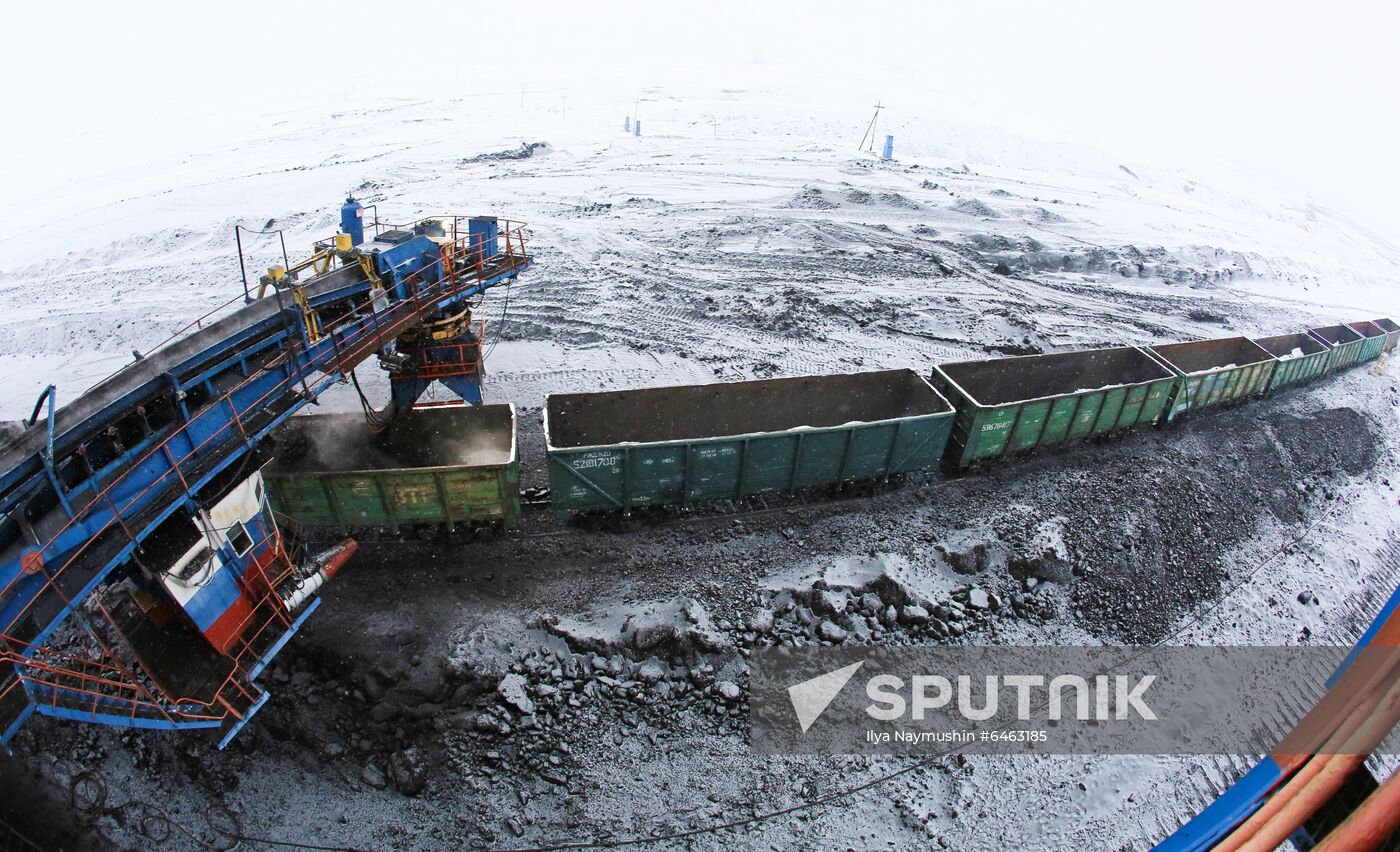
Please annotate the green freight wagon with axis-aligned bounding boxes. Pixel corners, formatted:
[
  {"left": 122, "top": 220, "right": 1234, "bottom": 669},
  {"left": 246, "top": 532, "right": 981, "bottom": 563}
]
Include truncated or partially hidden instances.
[
  {"left": 1372, "top": 318, "right": 1400, "bottom": 354},
  {"left": 1345, "top": 321, "right": 1388, "bottom": 363},
  {"left": 1252, "top": 333, "right": 1330, "bottom": 394},
  {"left": 1308, "top": 324, "right": 1366, "bottom": 373},
  {"left": 265, "top": 404, "right": 520, "bottom": 533},
  {"left": 930, "top": 347, "right": 1176, "bottom": 470},
  {"left": 543, "top": 369, "right": 953, "bottom": 515},
  {"left": 1146, "top": 337, "right": 1275, "bottom": 421}
]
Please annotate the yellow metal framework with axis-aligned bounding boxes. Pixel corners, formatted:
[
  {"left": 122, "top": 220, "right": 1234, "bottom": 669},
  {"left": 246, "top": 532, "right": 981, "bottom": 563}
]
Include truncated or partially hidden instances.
[{"left": 398, "top": 303, "right": 474, "bottom": 345}]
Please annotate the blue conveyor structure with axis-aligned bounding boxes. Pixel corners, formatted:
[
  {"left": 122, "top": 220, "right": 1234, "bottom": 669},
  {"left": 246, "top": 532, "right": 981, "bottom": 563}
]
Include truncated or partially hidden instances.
[{"left": 0, "top": 208, "right": 530, "bottom": 745}]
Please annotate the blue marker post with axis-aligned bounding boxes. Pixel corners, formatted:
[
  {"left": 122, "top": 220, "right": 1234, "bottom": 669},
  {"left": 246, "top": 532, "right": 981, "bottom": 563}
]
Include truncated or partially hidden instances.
[
  {"left": 635, "top": 120, "right": 642, "bottom": 137},
  {"left": 624, "top": 116, "right": 631, "bottom": 132},
  {"left": 882, "top": 134, "right": 894, "bottom": 160}
]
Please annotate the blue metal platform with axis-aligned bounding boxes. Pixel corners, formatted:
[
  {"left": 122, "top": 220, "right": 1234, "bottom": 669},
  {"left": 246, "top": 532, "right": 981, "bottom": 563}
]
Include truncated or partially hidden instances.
[{"left": 0, "top": 212, "right": 531, "bottom": 742}]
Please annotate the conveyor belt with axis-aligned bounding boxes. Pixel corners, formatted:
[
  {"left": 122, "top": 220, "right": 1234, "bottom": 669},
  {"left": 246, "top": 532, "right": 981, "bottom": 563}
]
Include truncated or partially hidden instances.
[{"left": 0, "top": 224, "right": 530, "bottom": 742}]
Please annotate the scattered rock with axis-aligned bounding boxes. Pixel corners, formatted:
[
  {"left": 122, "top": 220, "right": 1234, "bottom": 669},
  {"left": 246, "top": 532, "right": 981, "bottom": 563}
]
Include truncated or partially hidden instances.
[
  {"left": 463, "top": 141, "right": 550, "bottom": 164},
  {"left": 951, "top": 198, "right": 1001, "bottom": 218},
  {"left": 816, "top": 589, "right": 850, "bottom": 616},
  {"left": 636, "top": 659, "right": 668, "bottom": 684},
  {"left": 901, "top": 605, "right": 930, "bottom": 625},
  {"left": 497, "top": 673, "right": 536, "bottom": 716},
  {"left": 361, "top": 764, "right": 387, "bottom": 789},
  {"left": 389, "top": 748, "right": 428, "bottom": 796},
  {"left": 748, "top": 610, "right": 774, "bottom": 633}
]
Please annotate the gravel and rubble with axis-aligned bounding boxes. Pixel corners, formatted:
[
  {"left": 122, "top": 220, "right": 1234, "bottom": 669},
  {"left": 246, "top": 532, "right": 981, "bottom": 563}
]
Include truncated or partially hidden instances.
[
  {"left": 4, "top": 358, "right": 1397, "bottom": 850},
  {"left": 3, "top": 78, "right": 1400, "bottom": 850}
]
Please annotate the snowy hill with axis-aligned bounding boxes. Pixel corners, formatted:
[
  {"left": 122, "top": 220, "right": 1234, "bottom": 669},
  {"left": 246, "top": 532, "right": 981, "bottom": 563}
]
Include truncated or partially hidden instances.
[{"left": 1, "top": 66, "right": 1396, "bottom": 416}]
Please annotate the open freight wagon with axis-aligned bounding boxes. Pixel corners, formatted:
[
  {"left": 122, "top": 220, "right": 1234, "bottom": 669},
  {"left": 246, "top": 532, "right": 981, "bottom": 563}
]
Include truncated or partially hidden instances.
[
  {"left": 1252, "top": 332, "right": 1331, "bottom": 394},
  {"left": 264, "top": 404, "right": 521, "bottom": 534},
  {"left": 1371, "top": 317, "right": 1400, "bottom": 354},
  {"left": 931, "top": 346, "right": 1177, "bottom": 470},
  {"left": 1146, "top": 336, "right": 1276, "bottom": 420},
  {"left": 1309, "top": 324, "right": 1368, "bottom": 372},
  {"left": 1345, "top": 320, "right": 1389, "bottom": 364},
  {"left": 543, "top": 369, "right": 954, "bottom": 515}
]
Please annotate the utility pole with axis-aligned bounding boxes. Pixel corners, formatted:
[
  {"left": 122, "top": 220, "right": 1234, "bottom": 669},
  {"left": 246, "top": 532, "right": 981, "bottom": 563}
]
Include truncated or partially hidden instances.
[{"left": 858, "top": 101, "right": 884, "bottom": 152}]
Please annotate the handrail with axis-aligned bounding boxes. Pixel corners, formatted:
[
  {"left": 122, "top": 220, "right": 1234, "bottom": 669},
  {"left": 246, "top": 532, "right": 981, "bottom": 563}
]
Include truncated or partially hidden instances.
[
  {"left": 31, "top": 218, "right": 524, "bottom": 424},
  {"left": 1, "top": 223, "right": 530, "bottom": 726},
  {"left": 397, "top": 320, "right": 488, "bottom": 380},
  {"left": 0, "top": 640, "right": 193, "bottom": 723},
  {"left": 2, "top": 529, "right": 303, "bottom": 722},
  {"left": 3, "top": 223, "right": 530, "bottom": 615}
]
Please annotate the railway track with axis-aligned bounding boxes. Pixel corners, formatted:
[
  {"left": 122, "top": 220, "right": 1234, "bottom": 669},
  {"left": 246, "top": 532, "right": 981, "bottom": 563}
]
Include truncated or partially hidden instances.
[{"left": 303, "top": 471, "right": 932, "bottom": 547}]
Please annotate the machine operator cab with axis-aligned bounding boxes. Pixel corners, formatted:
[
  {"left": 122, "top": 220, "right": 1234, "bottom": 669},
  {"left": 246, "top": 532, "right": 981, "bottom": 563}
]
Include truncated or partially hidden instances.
[{"left": 159, "top": 472, "right": 282, "bottom": 655}]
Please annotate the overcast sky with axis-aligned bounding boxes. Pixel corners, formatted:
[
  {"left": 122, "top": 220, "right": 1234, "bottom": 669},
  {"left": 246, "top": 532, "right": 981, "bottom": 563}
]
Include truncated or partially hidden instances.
[{"left": 5, "top": 1, "right": 1398, "bottom": 242}]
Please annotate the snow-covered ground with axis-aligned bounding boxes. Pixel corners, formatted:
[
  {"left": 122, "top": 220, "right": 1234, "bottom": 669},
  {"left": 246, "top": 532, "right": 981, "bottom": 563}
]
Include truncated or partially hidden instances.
[
  {"left": 2, "top": 66, "right": 1397, "bottom": 417},
  {"left": 3, "top": 66, "right": 1400, "bottom": 851}
]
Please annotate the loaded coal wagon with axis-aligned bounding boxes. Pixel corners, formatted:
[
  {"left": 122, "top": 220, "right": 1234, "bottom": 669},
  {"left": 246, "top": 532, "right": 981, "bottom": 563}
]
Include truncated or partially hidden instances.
[
  {"left": 543, "top": 369, "right": 954, "bottom": 515},
  {"left": 1252, "top": 332, "right": 1331, "bottom": 394},
  {"left": 1345, "top": 320, "right": 1389, "bottom": 364},
  {"left": 930, "top": 346, "right": 1177, "bottom": 470},
  {"left": 1146, "top": 336, "right": 1276, "bottom": 420},
  {"left": 265, "top": 404, "right": 521, "bottom": 534},
  {"left": 1309, "top": 324, "right": 1368, "bottom": 373}
]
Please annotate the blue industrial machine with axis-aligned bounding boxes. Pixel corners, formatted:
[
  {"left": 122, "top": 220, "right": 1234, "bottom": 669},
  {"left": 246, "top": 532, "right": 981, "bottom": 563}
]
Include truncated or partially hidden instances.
[
  {"left": 0, "top": 199, "right": 531, "bottom": 747},
  {"left": 378, "top": 216, "right": 505, "bottom": 413},
  {"left": 469, "top": 216, "right": 499, "bottom": 258},
  {"left": 340, "top": 195, "right": 365, "bottom": 247}
]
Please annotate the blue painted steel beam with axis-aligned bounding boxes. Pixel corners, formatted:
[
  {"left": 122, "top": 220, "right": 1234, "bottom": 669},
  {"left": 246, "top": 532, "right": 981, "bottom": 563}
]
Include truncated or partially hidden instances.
[
  {"left": 1328, "top": 579, "right": 1400, "bottom": 688},
  {"left": 1156, "top": 578, "right": 1400, "bottom": 848},
  {"left": 1152, "top": 759, "right": 1284, "bottom": 852},
  {"left": 217, "top": 690, "right": 269, "bottom": 749},
  {"left": 248, "top": 597, "right": 321, "bottom": 682},
  {"left": 0, "top": 249, "right": 528, "bottom": 739},
  {"left": 1, "top": 701, "right": 35, "bottom": 744},
  {"left": 32, "top": 703, "right": 223, "bottom": 732},
  {"left": 175, "top": 328, "right": 292, "bottom": 394}
]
